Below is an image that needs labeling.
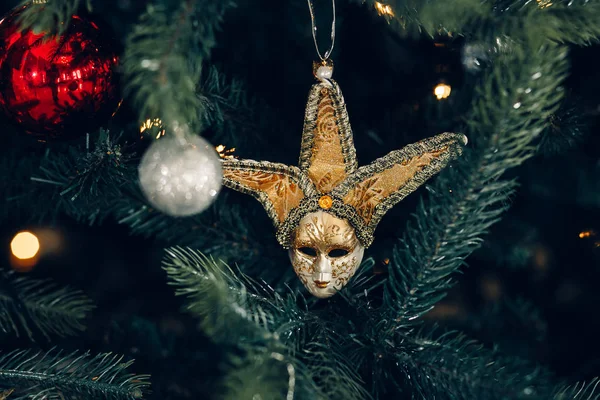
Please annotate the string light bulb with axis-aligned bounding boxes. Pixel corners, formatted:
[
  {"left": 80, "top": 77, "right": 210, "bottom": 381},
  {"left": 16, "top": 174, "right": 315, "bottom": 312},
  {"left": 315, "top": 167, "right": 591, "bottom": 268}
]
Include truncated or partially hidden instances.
[
  {"left": 375, "top": 2, "right": 394, "bottom": 16},
  {"left": 536, "top": 0, "right": 553, "bottom": 8},
  {"left": 10, "top": 231, "right": 40, "bottom": 260},
  {"left": 579, "top": 230, "right": 596, "bottom": 239},
  {"left": 434, "top": 83, "right": 452, "bottom": 100},
  {"left": 140, "top": 118, "right": 166, "bottom": 140},
  {"left": 215, "top": 144, "right": 237, "bottom": 159}
]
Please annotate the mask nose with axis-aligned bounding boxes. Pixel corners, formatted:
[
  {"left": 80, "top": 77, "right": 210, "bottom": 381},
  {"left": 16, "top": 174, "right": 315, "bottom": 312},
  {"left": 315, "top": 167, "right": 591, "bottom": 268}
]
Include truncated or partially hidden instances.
[{"left": 312, "top": 255, "right": 332, "bottom": 288}]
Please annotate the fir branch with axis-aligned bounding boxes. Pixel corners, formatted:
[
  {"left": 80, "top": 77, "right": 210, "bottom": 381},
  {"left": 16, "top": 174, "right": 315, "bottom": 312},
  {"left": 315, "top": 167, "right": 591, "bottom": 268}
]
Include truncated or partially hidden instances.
[
  {"left": 162, "top": 247, "right": 301, "bottom": 398},
  {"left": 197, "top": 66, "right": 273, "bottom": 153},
  {"left": 162, "top": 247, "right": 364, "bottom": 399},
  {"left": 0, "top": 151, "right": 57, "bottom": 223},
  {"left": 26, "top": 134, "right": 288, "bottom": 285},
  {"left": 475, "top": 297, "right": 547, "bottom": 344},
  {"left": 539, "top": 1, "right": 600, "bottom": 46},
  {"left": 0, "top": 272, "right": 94, "bottom": 341},
  {"left": 554, "top": 378, "right": 600, "bottom": 399},
  {"left": 16, "top": 0, "right": 91, "bottom": 36},
  {"left": 302, "top": 341, "right": 371, "bottom": 400},
  {"left": 537, "top": 99, "right": 587, "bottom": 156},
  {"left": 122, "top": 0, "right": 234, "bottom": 131},
  {"left": 353, "top": 0, "right": 490, "bottom": 36},
  {"left": 0, "top": 349, "right": 149, "bottom": 400},
  {"left": 222, "top": 346, "right": 306, "bottom": 400},
  {"left": 162, "top": 247, "right": 278, "bottom": 342},
  {"left": 356, "top": 0, "right": 600, "bottom": 46},
  {"left": 395, "top": 330, "right": 554, "bottom": 399},
  {"left": 121, "top": 197, "right": 290, "bottom": 285},
  {"left": 489, "top": 0, "right": 600, "bottom": 46},
  {"left": 381, "top": 42, "right": 569, "bottom": 326},
  {"left": 31, "top": 130, "right": 134, "bottom": 224}
]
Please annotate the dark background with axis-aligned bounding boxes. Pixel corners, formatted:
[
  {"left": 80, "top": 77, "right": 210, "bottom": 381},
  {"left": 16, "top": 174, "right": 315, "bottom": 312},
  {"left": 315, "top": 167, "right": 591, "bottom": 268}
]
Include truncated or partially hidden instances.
[{"left": 1, "top": 0, "right": 599, "bottom": 398}]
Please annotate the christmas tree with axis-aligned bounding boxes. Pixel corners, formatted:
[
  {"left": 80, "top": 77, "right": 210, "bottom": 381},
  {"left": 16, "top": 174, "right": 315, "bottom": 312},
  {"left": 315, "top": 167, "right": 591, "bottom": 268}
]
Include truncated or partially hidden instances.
[{"left": 1, "top": 0, "right": 600, "bottom": 399}]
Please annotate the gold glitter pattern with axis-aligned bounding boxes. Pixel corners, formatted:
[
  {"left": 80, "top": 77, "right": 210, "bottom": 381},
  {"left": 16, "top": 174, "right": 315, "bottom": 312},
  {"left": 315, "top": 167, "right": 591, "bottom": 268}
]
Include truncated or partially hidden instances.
[
  {"left": 223, "top": 170, "right": 303, "bottom": 223},
  {"left": 222, "top": 160, "right": 314, "bottom": 227},
  {"left": 343, "top": 149, "right": 444, "bottom": 224},
  {"left": 296, "top": 214, "right": 358, "bottom": 252},
  {"left": 307, "top": 93, "right": 347, "bottom": 193}
]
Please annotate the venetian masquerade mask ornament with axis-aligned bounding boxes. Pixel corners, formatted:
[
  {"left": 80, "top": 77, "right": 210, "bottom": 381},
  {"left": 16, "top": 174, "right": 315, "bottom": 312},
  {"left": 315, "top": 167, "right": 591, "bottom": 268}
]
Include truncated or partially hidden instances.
[{"left": 220, "top": 0, "right": 467, "bottom": 298}]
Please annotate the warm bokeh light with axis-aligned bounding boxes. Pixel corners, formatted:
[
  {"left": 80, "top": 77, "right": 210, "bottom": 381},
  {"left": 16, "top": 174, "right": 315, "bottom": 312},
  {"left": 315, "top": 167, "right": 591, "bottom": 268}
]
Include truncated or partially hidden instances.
[
  {"left": 140, "top": 117, "right": 166, "bottom": 139},
  {"left": 537, "top": 0, "right": 553, "bottom": 8},
  {"left": 375, "top": 2, "right": 394, "bottom": 16},
  {"left": 579, "top": 230, "right": 596, "bottom": 239},
  {"left": 10, "top": 231, "right": 40, "bottom": 260},
  {"left": 215, "top": 144, "right": 237, "bottom": 159},
  {"left": 434, "top": 83, "right": 452, "bottom": 100}
]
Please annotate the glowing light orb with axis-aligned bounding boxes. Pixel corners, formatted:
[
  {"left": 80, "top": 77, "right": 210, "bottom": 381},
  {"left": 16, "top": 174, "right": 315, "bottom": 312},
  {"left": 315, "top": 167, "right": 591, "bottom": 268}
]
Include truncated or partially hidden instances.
[
  {"left": 10, "top": 231, "right": 40, "bottom": 260},
  {"left": 375, "top": 2, "right": 394, "bottom": 16},
  {"left": 434, "top": 83, "right": 452, "bottom": 100}
]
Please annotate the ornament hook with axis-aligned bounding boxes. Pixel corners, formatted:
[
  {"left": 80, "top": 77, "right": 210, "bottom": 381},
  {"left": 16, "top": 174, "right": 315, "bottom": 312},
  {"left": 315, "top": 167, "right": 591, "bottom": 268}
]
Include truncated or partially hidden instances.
[{"left": 307, "top": 0, "right": 336, "bottom": 62}]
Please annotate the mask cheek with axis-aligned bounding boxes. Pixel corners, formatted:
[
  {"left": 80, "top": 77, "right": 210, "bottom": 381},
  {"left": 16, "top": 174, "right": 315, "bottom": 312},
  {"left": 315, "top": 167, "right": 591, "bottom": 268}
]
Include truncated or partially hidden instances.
[
  {"left": 331, "top": 256, "right": 358, "bottom": 289},
  {"left": 289, "top": 250, "right": 314, "bottom": 285},
  {"left": 331, "top": 246, "right": 365, "bottom": 289}
]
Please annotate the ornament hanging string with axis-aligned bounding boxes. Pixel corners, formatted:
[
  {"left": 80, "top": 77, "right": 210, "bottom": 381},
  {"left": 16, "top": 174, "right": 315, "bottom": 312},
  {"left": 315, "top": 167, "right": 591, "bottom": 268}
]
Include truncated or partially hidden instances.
[{"left": 307, "top": 0, "right": 336, "bottom": 61}]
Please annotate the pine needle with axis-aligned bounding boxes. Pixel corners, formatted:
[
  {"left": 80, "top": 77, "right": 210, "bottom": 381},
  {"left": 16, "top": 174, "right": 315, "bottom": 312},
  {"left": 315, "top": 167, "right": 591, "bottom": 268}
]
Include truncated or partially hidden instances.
[
  {"left": 0, "top": 272, "right": 94, "bottom": 341},
  {"left": 0, "top": 348, "right": 149, "bottom": 400}
]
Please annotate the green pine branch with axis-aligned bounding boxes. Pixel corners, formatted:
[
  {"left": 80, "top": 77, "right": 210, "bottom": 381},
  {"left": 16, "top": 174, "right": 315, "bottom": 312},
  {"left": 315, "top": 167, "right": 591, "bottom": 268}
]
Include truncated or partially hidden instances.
[
  {"left": 538, "top": 1, "right": 600, "bottom": 45},
  {"left": 537, "top": 98, "right": 587, "bottom": 155},
  {"left": 302, "top": 341, "right": 371, "bottom": 400},
  {"left": 122, "top": 0, "right": 234, "bottom": 131},
  {"left": 0, "top": 271, "right": 94, "bottom": 341},
  {"left": 381, "top": 40, "right": 569, "bottom": 327},
  {"left": 17, "top": 0, "right": 91, "bottom": 36},
  {"left": 353, "top": 0, "right": 489, "bottom": 36},
  {"left": 198, "top": 66, "right": 253, "bottom": 145},
  {"left": 554, "top": 378, "right": 600, "bottom": 399},
  {"left": 356, "top": 0, "right": 600, "bottom": 45},
  {"left": 162, "top": 247, "right": 311, "bottom": 398},
  {"left": 162, "top": 247, "right": 279, "bottom": 342},
  {"left": 25, "top": 134, "right": 285, "bottom": 283},
  {"left": 0, "top": 151, "right": 57, "bottom": 223},
  {"left": 467, "top": 297, "right": 548, "bottom": 349},
  {"left": 395, "top": 329, "right": 554, "bottom": 399},
  {"left": 31, "top": 130, "right": 134, "bottom": 225},
  {"left": 162, "top": 247, "right": 366, "bottom": 399},
  {"left": 486, "top": 0, "right": 600, "bottom": 46},
  {"left": 0, "top": 349, "right": 149, "bottom": 400}
]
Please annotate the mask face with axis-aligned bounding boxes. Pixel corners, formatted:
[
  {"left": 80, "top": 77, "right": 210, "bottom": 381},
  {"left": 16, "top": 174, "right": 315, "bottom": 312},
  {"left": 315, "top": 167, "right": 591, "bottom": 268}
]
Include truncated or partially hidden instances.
[{"left": 288, "top": 211, "right": 365, "bottom": 298}]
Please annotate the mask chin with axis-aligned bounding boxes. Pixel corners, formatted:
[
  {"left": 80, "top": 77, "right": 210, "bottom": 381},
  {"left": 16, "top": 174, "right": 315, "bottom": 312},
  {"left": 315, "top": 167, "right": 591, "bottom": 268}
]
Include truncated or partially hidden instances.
[
  {"left": 288, "top": 210, "right": 365, "bottom": 298},
  {"left": 306, "top": 283, "right": 338, "bottom": 298}
]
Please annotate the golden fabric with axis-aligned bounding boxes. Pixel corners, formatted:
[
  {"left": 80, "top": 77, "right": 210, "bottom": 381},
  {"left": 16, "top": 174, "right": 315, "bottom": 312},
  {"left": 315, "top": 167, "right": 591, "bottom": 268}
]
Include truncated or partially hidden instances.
[
  {"left": 343, "top": 149, "right": 444, "bottom": 224},
  {"left": 307, "top": 92, "right": 347, "bottom": 193},
  {"left": 222, "top": 169, "right": 304, "bottom": 223}
]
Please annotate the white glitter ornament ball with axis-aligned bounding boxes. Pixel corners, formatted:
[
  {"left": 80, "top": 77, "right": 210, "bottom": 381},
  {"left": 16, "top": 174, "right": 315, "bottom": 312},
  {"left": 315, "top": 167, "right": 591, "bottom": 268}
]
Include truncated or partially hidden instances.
[{"left": 138, "top": 135, "right": 222, "bottom": 217}]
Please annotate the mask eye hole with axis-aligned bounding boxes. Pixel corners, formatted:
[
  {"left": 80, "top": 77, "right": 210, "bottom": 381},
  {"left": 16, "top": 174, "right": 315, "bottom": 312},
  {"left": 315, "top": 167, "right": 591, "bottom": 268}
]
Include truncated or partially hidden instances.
[
  {"left": 328, "top": 248, "right": 349, "bottom": 258},
  {"left": 298, "top": 247, "right": 317, "bottom": 257}
]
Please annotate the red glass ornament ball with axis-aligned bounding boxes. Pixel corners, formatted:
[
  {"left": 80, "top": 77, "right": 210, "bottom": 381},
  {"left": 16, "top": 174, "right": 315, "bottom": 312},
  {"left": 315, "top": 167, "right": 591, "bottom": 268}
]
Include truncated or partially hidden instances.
[{"left": 0, "top": 6, "right": 119, "bottom": 140}]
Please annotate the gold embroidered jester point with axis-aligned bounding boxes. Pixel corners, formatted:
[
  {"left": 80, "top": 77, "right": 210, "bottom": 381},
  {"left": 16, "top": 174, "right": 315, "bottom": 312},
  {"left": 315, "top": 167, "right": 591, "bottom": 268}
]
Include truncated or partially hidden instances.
[{"left": 221, "top": 79, "right": 467, "bottom": 249}]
